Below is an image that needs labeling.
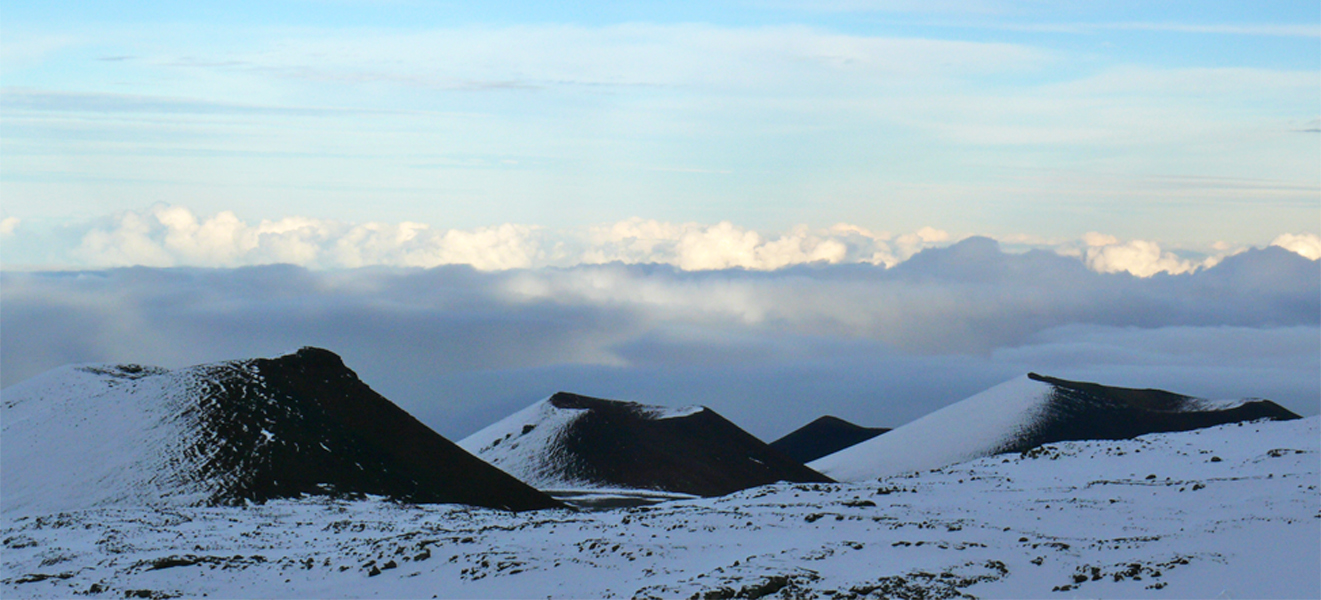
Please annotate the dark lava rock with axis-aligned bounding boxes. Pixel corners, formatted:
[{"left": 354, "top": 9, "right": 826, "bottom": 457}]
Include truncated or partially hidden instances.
[
  {"left": 190, "top": 347, "right": 561, "bottom": 509},
  {"left": 769, "top": 416, "right": 890, "bottom": 463}
]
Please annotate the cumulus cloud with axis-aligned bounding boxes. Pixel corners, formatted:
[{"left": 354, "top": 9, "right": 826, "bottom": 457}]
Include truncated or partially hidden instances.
[
  {"left": 582, "top": 219, "right": 864, "bottom": 270},
  {"left": 1079, "top": 232, "right": 1223, "bottom": 277},
  {"left": 7, "top": 205, "right": 1319, "bottom": 278},
  {"left": 1271, "top": 232, "right": 1321, "bottom": 261},
  {"left": 67, "top": 205, "right": 543, "bottom": 271},
  {"left": 50, "top": 207, "right": 965, "bottom": 272}
]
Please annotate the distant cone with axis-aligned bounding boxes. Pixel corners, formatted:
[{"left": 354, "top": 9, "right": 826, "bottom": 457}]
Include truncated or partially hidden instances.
[
  {"left": 811, "top": 373, "right": 1300, "bottom": 481},
  {"left": 460, "top": 391, "right": 833, "bottom": 496}
]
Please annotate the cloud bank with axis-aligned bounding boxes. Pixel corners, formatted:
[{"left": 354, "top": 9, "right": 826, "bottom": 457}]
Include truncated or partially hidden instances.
[
  {"left": 6, "top": 205, "right": 1316, "bottom": 279},
  {"left": 3, "top": 237, "right": 1316, "bottom": 439}
]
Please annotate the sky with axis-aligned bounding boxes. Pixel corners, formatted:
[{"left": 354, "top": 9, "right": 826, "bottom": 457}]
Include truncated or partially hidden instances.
[
  {"left": 1, "top": 1, "right": 1318, "bottom": 438},
  {"left": 2, "top": 1, "right": 1318, "bottom": 262}
]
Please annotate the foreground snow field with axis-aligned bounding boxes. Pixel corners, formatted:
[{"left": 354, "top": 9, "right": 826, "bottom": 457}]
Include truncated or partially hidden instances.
[{"left": 3, "top": 417, "right": 1317, "bottom": 599}]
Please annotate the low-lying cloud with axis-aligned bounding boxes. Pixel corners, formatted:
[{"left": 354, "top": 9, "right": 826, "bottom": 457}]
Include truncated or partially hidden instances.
[
  {"left": 6, "top": 205, "right": 1317, "bottom": 279},
  {"left": 3, "top": 237, "right": 1316, "bottom": 439}
]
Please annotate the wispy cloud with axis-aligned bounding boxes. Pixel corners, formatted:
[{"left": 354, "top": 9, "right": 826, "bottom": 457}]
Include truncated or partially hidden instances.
[
  {"left": 0, "top": 88, "right": 401, "bottom": 117},
  {"left": 961, "top": 21, "right": 1321, "bottom": 37}
]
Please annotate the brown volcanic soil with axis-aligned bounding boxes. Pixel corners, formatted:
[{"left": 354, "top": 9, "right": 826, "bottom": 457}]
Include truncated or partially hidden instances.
[
  {"left": 770, "top": 416, "right": 890, "bottom": 464},
  {"left": 176, "top": 347, "right": 562, "bottom": 511},
  {"left": 1010, "top": 372, "right": 1302, "bottom": 451},
  {"left": 526, "top": 392, "right": 833, "bottom": 496}
]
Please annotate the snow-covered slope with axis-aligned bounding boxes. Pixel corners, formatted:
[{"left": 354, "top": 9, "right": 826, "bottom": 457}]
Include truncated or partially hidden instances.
[
  {"left": 1, "top": 363, "right": 215, "bottom": 512},
  {"left": 811, "top": 372, "right": 1300, "bottom": 481},
  {"left": 459, "top": 391, "right": 832, "bottom": 497},
  {"left": 4, "top": 417, "right": 1315, "bottom": 599},
  {"left": 1, "top": 348, "right": 561, "bottom": 514}
]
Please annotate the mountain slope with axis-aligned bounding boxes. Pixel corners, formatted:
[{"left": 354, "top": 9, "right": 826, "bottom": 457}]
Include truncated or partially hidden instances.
[
  {"left": 459, "top": 392, "right": 833, "bottom": 497},
  {"left": 769, "top": 416, "right": 890, "bottom": 463},
  {"left": 811, "top": 372, "right": 1300, "bottom": 481},
  {"left": 1, "top": 347, "right": 561, "bottom": 513}
]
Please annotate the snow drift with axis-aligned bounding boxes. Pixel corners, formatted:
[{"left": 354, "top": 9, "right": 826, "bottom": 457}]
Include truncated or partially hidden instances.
[
  {"left": 459, "top": 391, "right": 833, "bottom": 497},
  {"left": 811, "top": 372, "right": 1300, "bottom": 481},
  {"left": 0, "top": 347, "right": 561, "bottom": 513}
]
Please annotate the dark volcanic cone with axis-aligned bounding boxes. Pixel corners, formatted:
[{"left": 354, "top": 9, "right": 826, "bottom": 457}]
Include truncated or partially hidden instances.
[
  {"left": 460, "top": 392, "right": 834, "bottom": 497},
  {"left": 770, "top": 416, "right": 890, "bottom": 464},
  {"left": 1, "top": 348, "right": 562, "bottom": 512},
  {"left": 1022, "top": 372, "right": 1300, "bottom": 443},
  {"left": 812, "top": 372, "right": 1301, "bottom": 481}
]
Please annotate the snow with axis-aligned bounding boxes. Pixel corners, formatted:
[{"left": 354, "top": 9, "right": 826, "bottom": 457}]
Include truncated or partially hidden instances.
[
  {"left": 0, "top": 364, "right": 219, "bottom": 514},
  {"left": 457, "top": 397, "right": 594, "bottom": 489},
  {"left": 4, "top": 417, "right": 1316, "bottom": 599},
  {"left": 645, "top": 405, "right": 706, "bottom": 419},
  {"left": 810, "top": 374, "right": 1053, "bottom": 481}
]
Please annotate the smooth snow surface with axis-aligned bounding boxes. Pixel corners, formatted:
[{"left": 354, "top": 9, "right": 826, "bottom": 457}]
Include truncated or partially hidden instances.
[
  {"left": 1, "top": 364, "right": 217, "bottom": 513},
  {"left": 4, "top": 417, "right": 1316, "bottom": 599},
  {"left": 811, "top": 375, "right": 1051, "bottom": 481}
]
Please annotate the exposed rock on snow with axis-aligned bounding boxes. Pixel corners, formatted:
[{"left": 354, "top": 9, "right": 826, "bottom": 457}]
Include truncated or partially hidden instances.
[
  {"left": 459, "top": 392, "right": 833, "bottom": 497},
  {"left": 811, "top": 372, "right": 1300, "bottom": 481},
  {"left": 770, "top": 415, "right": 890, "bottom": 464},
  {"left": 1, "top": 347, "right": 561, "bottom": 513}
]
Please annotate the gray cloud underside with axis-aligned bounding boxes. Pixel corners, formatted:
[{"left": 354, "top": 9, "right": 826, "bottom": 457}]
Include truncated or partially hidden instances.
[{"left": 2, "top": 238, "right": 1317, "bottom": 439}]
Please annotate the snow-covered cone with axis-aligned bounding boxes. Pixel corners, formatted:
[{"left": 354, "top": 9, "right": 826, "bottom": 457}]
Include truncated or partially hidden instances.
[
  {"left": 460, "top": 391, "right": 833, "bottom": 497},
  {"left": 811, "top": 372, "right": 1300, "bottom": 481},
  {"left": 1, "top": 347, "right": 562, "bottom": 513}
]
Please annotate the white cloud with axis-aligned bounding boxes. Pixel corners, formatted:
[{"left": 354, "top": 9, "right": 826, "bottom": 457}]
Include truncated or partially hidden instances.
[
  {"left": 1078, "top": 232, "right": 1228, "bottom": 277},
  {"left": 68, "top": 205, "right": 543, "bottom": 271},
  {"left": 19, "top": 205, "right": 1316, "bottom": 276},
  {"left": 581, "top": 219, "right": 930, "bottom": 270},
  {"left": 1271, "top": 233, "right": 1321, "bottom": 261},
  {"left": 0, "top": 217, "right": 19, "bottom": 237}
]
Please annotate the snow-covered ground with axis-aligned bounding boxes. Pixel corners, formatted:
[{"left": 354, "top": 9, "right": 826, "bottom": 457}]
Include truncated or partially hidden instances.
[{"left": 4, "top": 417, "right": 1316, "bottom": 599}]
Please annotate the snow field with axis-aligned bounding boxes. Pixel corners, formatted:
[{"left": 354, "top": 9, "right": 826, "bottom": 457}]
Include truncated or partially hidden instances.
[{"left": 4, "top": 417, "right": 1316, "bottom": 599}]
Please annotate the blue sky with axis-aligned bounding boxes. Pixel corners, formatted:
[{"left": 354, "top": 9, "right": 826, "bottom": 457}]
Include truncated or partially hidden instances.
[
  {"left": 1, "top": 1, "right": 1318, "bottom": 434},
  {"left": 2, "top": 0, "right": 1318, "bottom": 271}
]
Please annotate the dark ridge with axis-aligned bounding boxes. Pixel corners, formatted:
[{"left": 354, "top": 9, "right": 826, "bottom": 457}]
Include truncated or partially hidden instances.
[
  {"left": 179, "top": 347, "right": 562, "bottom": 511},
  {"left": 769, "top": 416, "right": 890, "bottom": 464},
  {"left": 536, "top": 392, "right": 833, "bottom": 496},
  {"left": 1002, "top": 373, "right": 1303, "bottom": 452}
]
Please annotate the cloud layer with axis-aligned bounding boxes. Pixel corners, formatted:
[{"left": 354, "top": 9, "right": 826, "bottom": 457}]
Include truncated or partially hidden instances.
[
  {"left": 5, "top": 205, "right": 1317, "bottom": 279},
  {"left": 3, "top": 237, "right": 1316, "bottom": 439}
]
